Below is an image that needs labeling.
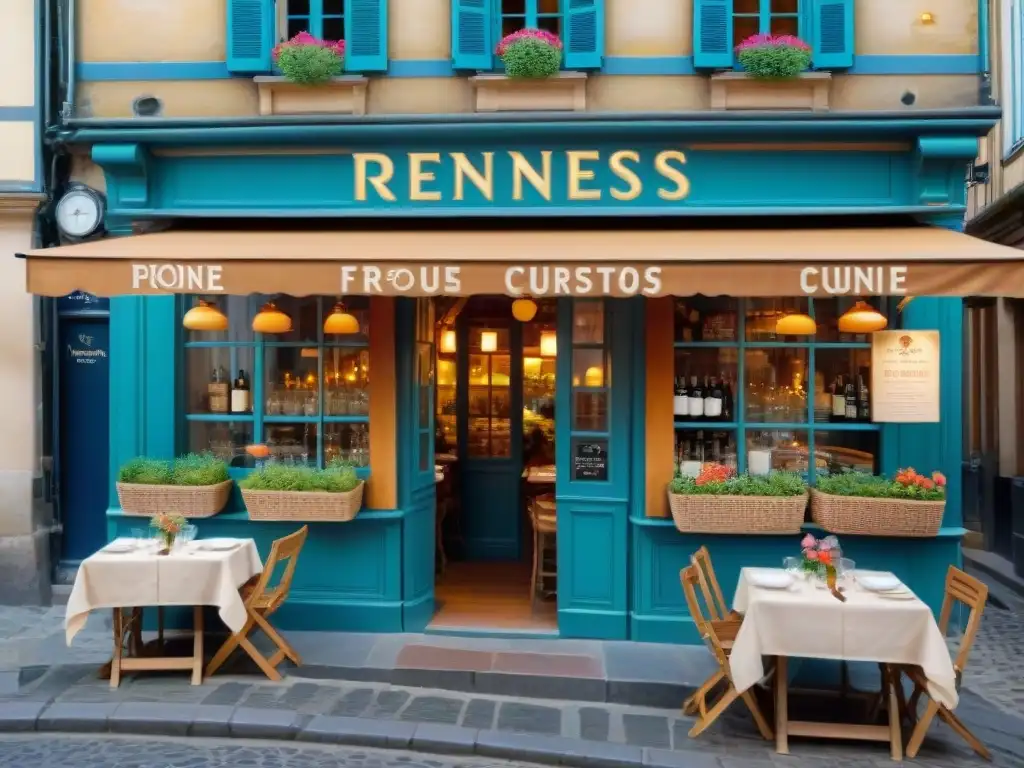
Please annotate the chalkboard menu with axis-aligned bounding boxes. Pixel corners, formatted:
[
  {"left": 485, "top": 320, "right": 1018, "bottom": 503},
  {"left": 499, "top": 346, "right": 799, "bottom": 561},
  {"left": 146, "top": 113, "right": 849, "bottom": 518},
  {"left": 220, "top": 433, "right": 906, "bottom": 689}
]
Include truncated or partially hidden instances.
[{"left": 573, "top": 440, "right": 608, "bottom": 481}]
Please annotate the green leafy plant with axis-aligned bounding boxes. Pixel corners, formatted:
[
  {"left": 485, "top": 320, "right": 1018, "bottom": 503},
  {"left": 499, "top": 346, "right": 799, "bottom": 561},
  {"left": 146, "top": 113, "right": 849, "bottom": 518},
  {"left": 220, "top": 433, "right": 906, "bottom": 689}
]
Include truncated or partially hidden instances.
[
  {"left": 735, "top": 34, "right": 811, "bottom": 79},
  {"left": 118, "top": 454, "right": 229, "bottom": 486},
  {"left": 816, "top": 469, "right": 946, "bottom": 502},
  {"left": 240, "top": 463, "right": 361, "bottom": 493},
  {"left": 273, "top": 31, "right": 345, "bottom": 85},
  {"left": 670, "top": 464, "right": 806, "bottom": 497},
  {"left": 497, "top": 29, "right": 562, "bottom": 79}
]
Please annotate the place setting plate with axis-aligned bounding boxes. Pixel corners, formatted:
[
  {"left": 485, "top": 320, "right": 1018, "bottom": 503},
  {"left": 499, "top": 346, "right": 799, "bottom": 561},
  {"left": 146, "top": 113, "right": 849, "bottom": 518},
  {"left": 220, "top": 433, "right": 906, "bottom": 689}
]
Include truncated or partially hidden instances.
[
  {"left": 748, "top": 570, "right": 796, "bottom": 590},
  {"left": 101, "top": 541, "right": 137, "bottom": 554},
  {"left": 194, "top": 539, "right": 239, "bottom": 552},
  {"left": 855, "top": 573, "right": 915, "bottom": 599}
]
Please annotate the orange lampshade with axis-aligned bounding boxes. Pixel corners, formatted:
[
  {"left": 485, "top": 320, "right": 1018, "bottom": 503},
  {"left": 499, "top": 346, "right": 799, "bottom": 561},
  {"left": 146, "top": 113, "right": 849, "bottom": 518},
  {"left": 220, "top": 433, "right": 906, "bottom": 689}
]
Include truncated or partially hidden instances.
[
  {"left": 252, "top": 302, "right": 292, "bottom": 334},
  {"left": 511, "top": 297, "right": 538, "bottom": 322},
  {"left": 182, "top": 300, "right": 228, "bottom": 332},
  {"left": 838, "top": 301, "right": 887, "bottom": 333},
  {"left": 775, "top": 313, "right": 817, "bottom": 336},
  {"left": 323, "top": 302, "right": 360, "bottom": 335}
]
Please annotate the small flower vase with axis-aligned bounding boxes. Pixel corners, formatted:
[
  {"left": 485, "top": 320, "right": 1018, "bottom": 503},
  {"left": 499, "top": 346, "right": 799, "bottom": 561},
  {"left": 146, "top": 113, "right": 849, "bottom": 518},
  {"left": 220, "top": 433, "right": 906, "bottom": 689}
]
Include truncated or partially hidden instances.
[{"left": 158, "top": 531, "right": 175, "bottom": 555}]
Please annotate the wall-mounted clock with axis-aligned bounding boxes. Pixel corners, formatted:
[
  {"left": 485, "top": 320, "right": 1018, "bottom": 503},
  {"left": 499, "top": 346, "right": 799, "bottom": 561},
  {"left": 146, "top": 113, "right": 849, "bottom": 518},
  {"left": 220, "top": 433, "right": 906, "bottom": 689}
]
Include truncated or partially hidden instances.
[{"left": 55, "top": 184, "right": 106, "bottom": 240}]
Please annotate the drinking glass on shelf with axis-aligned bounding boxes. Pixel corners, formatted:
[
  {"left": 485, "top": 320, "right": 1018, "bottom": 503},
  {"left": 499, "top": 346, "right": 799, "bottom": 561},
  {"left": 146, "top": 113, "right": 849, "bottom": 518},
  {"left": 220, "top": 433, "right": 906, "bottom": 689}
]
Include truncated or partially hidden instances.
[
  {"left": 303, "top": 393, "right": 317, "bottom": 416},
  {"left": 266, "top": 389, "right": 282, "bottom": 415}
]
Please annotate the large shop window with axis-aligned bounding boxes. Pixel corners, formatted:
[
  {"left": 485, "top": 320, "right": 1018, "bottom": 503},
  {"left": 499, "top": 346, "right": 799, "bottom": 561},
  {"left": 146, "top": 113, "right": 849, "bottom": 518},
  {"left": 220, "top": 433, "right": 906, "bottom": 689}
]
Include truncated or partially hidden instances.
[
  {"left": 672, "top": 297, "right": 883, "bottom": 483},
  {"left": 182, "top": 295, "right": 370, "bottom": 470},
  {"left": 693, "top": 0, "right": 854, "bottom": 70},
  {"left": 452, "top": 0, "right": 604, "bottom": 71}
]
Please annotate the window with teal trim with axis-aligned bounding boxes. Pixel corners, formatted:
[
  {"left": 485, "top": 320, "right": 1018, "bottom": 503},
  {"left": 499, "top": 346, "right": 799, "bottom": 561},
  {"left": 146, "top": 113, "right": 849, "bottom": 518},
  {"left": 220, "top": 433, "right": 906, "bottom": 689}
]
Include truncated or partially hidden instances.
[
  {"left": 1003, "top": 0, "right": 1024, "bottom": 155},
  {"left": 570, "top": 300, "right": 610, "bottom": 480},
  {"left": 672, "top": 297, "right": 884, "bottom": 483},
  {"left": 181, "top": 295, "right": 370, "bottom": 471},
  {"left": 733, "top": 0, "right": 799, "bottom": 41},
  {"left": 497, "top": 0, "right": 561, "bottom": 40},
  {"left": 282, "top": 0, "right": 345, "bottom": 41},
  {"left": 415, "top": 299, "right": 436, "bottom": 474}
]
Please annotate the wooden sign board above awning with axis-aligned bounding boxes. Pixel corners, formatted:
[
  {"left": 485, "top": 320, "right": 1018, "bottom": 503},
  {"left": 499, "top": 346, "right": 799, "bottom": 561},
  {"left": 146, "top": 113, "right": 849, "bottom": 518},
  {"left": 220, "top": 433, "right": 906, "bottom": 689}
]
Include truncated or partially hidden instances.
[{"left": 20, "top": 227, "right": 1024, "bottom": 298}]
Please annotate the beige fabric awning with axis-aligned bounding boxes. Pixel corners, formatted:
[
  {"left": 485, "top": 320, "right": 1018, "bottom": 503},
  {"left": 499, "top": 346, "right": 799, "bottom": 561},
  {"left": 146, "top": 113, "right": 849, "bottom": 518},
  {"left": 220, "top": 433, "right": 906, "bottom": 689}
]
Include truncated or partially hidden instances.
[{"left": 20, "top": 226, "right": 1024, "bottom": 298}]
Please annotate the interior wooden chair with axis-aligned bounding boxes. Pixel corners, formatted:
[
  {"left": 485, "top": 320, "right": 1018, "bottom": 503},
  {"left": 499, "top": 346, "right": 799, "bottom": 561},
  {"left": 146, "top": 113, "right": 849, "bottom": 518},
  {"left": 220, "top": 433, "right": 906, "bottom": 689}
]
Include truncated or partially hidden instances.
[
  {"left": 900, "top": 566, "right": 990, "bottom": 761},
  {"left": 529, "top": 495, "right": 557, "bottom": 601},
  {"left": 683, "top": 547, "right": 743, "bottom": 715},
  {"left": 205, "top": 525, "right": 309, "bottom": 682},
  {"left": 680, "top": 565, "right": 773, "bottom": 741}
]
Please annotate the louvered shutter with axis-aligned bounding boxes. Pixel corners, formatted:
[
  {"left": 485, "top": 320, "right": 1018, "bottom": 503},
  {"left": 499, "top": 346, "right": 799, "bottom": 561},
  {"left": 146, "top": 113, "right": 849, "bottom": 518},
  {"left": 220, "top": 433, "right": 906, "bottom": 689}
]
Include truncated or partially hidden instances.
[
  {"left": 452, "top": 0, "right": 492, "bottom": 70},
  {"left": 346, "top": 0, "right": 388, "bottom": 72},
  {"left": 226, "top": 0, "right": 275, "bottom": 74},
  {"left": 693, "top": 0, "right": 733, "bottom": 69},
  {"left": 811, "top": 0, "right": 854, "bottom": 69},
  {"left": 564, "top": 0, "right": 604, "bottom": 70}
]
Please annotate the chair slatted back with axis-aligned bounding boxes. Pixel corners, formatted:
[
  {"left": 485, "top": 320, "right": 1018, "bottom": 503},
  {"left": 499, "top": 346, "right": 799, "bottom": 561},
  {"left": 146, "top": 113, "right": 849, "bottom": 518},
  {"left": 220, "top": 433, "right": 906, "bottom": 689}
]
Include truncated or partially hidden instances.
[
  {"left": 691, "top": 546, "right": 730, "bottom": 622},
  {"left": 936, "top": 566, "right": 987, "bottom": 678},
  {"left": 680, "top": 565, "right": 730, "bottom": 671},
  {"left": 249, "top": 525, "right": 309, "bottom": 612}
]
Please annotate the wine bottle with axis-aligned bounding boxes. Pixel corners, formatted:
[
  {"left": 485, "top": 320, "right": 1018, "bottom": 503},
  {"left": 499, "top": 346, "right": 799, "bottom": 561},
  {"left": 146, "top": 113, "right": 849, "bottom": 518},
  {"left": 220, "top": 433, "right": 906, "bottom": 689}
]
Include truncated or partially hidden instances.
[
  {"left": 688, "top": 375, "right": 705, "bottom": 419},
  {"left": 722, "top": 374, "right": 733, "bottom": 421},
  {"left": 844, "top": 377, "right": 858, "bottom": 420},
  {"left": 231, "top": 369, "right": 250, "bottom": 413},
  {"left": 705, "top": 376, "right": 724, "bottom": 420},
  {"left": 831, "top": 375, "right": 846, "bottom": 421},
  {"left": 858, "top": 368, "right": 871, "bottom": 421},
  {"left": 673, "top": 376, "right": 689, "bottom": 418},
  {"left": 208, "top": 366, "right": 228, "bottom": 414}
]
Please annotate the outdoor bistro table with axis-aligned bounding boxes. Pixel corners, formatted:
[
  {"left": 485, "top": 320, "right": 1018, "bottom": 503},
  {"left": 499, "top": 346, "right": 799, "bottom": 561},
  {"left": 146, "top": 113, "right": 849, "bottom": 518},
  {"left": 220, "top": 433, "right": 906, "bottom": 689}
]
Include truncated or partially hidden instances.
[
  {"left": 730, "top": 568, "right": 957, "bottom": 760},
  {"left": 65, "top": 537, "right": 263, "bottom": 686}
]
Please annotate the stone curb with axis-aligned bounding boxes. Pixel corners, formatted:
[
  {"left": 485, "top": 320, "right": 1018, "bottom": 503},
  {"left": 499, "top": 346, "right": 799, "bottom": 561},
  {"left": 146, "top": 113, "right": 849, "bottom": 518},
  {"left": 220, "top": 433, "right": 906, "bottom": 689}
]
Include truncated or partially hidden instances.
[{"left": 0, "top": 701, "right": 720, "bottom": 768}]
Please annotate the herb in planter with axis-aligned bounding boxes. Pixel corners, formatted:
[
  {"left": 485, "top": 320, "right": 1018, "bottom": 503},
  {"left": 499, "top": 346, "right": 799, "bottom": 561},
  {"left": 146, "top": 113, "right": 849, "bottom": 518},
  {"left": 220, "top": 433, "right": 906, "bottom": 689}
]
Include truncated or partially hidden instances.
[
  {"left": 240, "top": 463, "right": 360, "bottom": 493},
  {"left": 670, "top": 465, "right": 807, "bottom": 496},
  {"left": 496, "top": 29, "right": 563, "bottom": 79},
  {"left": 816, "top": 468, "right": 946, "bottom": 502},
  {"left": 273, "top": 31, "right": 346, "bottom": 85},
  {"left": 735, "top": 34, "right": 811, "bottom": 79},
  {"left": 118, "top": 454, "right": 228, "bottom": 486}
]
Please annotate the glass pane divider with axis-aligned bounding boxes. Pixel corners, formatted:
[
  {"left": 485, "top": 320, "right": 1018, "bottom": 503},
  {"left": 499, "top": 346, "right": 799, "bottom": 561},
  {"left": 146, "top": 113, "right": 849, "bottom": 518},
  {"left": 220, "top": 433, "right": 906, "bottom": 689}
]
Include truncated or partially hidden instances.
[
  {"left": 675, "top": 421, "right": 737, "bottom": 430},
  {"left": 674, "top": 342, "right": 740, "bottom": 349},
  {"left": 317, "top": 342, "right": 325, "bottom": 467},
  {"left": 737, "top": 299, "right": 747, "bottom": 472},
  {"left": 807, "top": 344, "right": 816, "bottom": 484},
  {"left": 324, "top": 415, "right": 370, "bottom": 423},
  {"left": 568, "top": 429, "right": 610, "bottom": 439},
  {"left": 185, "top": 414, "right": 255, "bottom": 422},
  {"left": 183, "top": 342, "right": 258, "bottom": 349}
]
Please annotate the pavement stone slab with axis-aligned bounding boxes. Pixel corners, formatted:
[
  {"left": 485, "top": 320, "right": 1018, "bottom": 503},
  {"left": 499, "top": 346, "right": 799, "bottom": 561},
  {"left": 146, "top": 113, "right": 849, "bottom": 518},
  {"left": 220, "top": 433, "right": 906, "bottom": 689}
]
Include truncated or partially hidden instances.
[
  {"left": 400, "top": 696, "right": 465, "bottom": 725},
  {"left": 411, "top": 723, "right": 480, "bottom": 755},
  {"left": 0, "top": 702, "right": 45, "bottom": 732},
  {"left": 107, "top": 701, "right": 196, "bottom": 736},
  {"left": 298, "top": 714, "right": 417, "bottom": 749},
  {"left": 228, "top": 706, "right": 302, "bottom": 739},
  {"left": 36, "top": 701, "right": 119, "bottom": 732},
  {"left": 495, "top": 702, "right": 561, "bottom": 736},
  {"left": 461, "top": 699, "right": 496, "bottom": 730}
]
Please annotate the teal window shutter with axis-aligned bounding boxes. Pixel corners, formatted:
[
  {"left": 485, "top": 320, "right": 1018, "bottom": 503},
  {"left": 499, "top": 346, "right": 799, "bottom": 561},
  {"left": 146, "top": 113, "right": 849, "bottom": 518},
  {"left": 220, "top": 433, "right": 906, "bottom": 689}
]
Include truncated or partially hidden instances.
[
  {"left": 811, "top": 0, "right": 854, "bottom": 69},
  {"left": 226, "top": 0, "right": 275, "bottom": 74},
  {"left": 345, "top": 0, "right": 388, "bottom": 72},
  {"left": 693, "top": 0, "right": 733, "bottom": 69},
  {"left": 564, "top": 0, "right": 604, "bottom": 70},
  {"left": 452, "top": 0, "right": 492, "bottom": 70}
]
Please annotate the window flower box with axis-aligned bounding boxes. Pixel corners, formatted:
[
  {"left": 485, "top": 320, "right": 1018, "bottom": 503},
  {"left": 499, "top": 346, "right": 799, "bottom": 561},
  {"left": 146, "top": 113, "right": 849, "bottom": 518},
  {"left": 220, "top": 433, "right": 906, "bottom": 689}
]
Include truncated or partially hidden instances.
[
  {"left": 240, "top": 463, "right": 364, "bottom": 522},
  {"left": 469, "top": 72, "right": 587, "bottom": 113},
  {"left": 116, "top": 455, "right": 232, "bottom": 518},
  {"left": 254, "top": 76, "right": 368, "bottom": 116},
  {"left": 709, "top": 71, "right": 831, "bottom": 112},
  {"left": 667, "top": 466, "right": 808, "bottom": 534},
  {"left": 811, "top": 468, "right": 947, "bottom": 537}
]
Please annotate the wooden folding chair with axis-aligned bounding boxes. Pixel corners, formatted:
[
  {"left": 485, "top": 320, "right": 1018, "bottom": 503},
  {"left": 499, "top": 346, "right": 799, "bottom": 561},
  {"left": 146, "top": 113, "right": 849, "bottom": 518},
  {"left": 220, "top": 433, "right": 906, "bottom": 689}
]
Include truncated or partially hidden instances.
[
  {"left": 205, "top": 525, "right": 309, "bottom": 682},
  {"left": 900, "top": 566, "right": 990, "bottom": 761},
  {"left": 680, "top": 565, "right": 773, "bottom": 741},
  {"left": 683, "top": 547, "right": 743, "bottom": 715}
]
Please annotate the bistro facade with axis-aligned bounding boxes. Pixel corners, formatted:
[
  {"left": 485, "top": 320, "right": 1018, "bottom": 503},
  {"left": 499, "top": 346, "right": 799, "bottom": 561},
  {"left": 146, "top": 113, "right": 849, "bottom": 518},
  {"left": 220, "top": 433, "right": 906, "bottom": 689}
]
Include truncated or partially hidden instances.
[{"left": 24, "top": 111, "right": 1024, "bottom": 643}]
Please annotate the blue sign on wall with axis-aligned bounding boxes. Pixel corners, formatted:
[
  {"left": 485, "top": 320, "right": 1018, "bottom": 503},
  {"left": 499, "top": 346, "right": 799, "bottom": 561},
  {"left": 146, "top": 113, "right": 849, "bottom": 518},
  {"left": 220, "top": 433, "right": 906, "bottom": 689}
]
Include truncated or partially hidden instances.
[{"left": 57, "top": 291, "right": 109, "bottom": 315}]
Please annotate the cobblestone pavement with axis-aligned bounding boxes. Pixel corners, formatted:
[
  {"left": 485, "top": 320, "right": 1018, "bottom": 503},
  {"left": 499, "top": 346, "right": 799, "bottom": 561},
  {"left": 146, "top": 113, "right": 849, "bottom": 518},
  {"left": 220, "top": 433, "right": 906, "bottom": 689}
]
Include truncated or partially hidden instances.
[
  {"left": 955, "top": 589, "right": 1024, "bottom": 716},
  {"left": 0, "top": 735, "right": 541, "bottom": 768}
]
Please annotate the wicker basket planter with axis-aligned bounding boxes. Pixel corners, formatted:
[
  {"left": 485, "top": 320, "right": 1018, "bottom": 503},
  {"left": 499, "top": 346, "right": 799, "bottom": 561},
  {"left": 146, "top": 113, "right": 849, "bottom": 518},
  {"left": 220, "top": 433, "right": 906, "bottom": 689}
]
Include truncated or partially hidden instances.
[
  {"left": 116, "top": 480, "right": 233, "bottom": 518},
  {"left": 811, "top": 489, "right": 944, "bottom": 537},
  {"left": 242, "top": 481, "right": 364, "bottom": 522},
  {"left": 668, "top": 490, "right": 808, "bottom": 534}
]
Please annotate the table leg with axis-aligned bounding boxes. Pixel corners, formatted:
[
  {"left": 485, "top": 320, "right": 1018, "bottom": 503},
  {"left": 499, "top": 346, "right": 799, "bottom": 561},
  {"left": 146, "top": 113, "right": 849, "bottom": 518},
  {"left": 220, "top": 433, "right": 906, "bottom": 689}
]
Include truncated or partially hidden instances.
[
  {"left": 157, "top": 606, "right": 165, "bottom": 653},
  {"left": 887, "top": 669, "right": 903, "bottom": 761},
  {"left": 775, "top": 655, "right": 789, "bottom": 755},
  {"left": 191, "top": 606, "right": 204, "bottom": 686},
  {"left": 110, "top": 608, "right": 123, "bottom": 688}
]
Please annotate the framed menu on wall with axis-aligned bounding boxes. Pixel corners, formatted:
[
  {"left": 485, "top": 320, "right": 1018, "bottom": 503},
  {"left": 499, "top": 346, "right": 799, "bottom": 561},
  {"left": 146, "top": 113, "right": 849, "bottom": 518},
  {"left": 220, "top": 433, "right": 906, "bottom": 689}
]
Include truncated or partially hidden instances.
[{"left": 871, "top": 330, "right": 940, "bottom": 423}]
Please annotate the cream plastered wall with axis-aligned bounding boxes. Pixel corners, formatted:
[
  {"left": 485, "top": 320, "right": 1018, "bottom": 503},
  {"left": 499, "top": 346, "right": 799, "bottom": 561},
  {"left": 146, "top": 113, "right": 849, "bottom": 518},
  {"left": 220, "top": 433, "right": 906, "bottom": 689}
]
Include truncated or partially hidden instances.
[
  {"left": 80, "top": 0, "right": 227, "bottom": 62},
  {"left": 0, "top": 0, "right": 36, "bottom": 108},
  {"left": 0, "top": 213, "right": 39, "bottom": 537},
  {"left": 0, "top": 123, "right": 37, "bottom": 182}
]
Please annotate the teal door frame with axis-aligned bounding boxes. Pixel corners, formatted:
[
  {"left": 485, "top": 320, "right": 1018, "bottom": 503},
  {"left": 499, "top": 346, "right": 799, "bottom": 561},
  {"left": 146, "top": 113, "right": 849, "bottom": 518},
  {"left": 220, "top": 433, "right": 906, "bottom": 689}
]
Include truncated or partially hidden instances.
[{"left": 457, "top": 313, "right": 524, "bottom": 561}]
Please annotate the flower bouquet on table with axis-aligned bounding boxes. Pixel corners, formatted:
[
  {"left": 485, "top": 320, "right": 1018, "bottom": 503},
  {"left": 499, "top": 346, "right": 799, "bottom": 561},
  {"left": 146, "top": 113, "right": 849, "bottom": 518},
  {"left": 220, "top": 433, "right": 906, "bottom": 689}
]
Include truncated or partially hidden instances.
[
  {"left": 735, "top": 34, "right": 811, "bottom": 79},
  {"left": 799, "top": 533, "right": 846, "bottom": 602},
  {"left": 273, "top": 32, "right": 346, "bottom": 85},
  {"left": 811, "top": 468, "right": 946, "bottom": 537},
  {"left": 151, "top": 513, "right": 187, "bottom": 555},
  {"left": 497, "top": 29, "right": 563, "bottom": 79}
]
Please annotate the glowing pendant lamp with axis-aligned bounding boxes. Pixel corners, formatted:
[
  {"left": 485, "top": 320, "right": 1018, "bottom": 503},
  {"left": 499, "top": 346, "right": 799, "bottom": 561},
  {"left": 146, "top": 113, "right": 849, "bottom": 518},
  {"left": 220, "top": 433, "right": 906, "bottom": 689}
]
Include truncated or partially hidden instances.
[
  {"left": 324, "top": 301, "right": 360, "bottom": 335},
  {"left": 775, "top": 312, "right": 817, "bottom": 336},
  {"left": 252, "top": 302, "right": 292, "bottom": 334},
  {"left": 182, "top": 299, "right": 227, "bottom": 332},
  {"left": 480, "top": 330, "right": 498, "bottom": 352},
  {"left": 838, "top": 301, "right": 887, "bottom": 333},
  {"left": 440, "top": 329, "right": 456, "bottom": 354},
  {"left": 540, "top": 330, "right": 557, "bottom": 358},
  {"left": 511, "top": 297, "right": 538, "bottom": 322},
  {"left": 584, "top": 366, "right": 604, "bottom": 387}
]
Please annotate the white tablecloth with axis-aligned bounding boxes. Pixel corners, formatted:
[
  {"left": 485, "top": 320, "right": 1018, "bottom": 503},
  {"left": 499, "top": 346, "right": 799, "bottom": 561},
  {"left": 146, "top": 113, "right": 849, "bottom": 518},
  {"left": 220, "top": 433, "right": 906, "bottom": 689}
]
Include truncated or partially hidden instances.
[
  {"left": 730, "top": 568, "right": 958, "bottom": 709},
  {"left": 65, "top": 538, "right": 263, "bottom": 644}
]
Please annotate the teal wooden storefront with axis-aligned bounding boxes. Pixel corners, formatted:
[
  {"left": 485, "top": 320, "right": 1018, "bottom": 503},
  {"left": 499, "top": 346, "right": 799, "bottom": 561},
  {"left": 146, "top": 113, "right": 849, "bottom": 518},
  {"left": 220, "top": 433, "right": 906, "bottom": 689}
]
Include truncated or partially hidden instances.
[{"left": 66, "top": 112, "right": 989, "bottom": 642}]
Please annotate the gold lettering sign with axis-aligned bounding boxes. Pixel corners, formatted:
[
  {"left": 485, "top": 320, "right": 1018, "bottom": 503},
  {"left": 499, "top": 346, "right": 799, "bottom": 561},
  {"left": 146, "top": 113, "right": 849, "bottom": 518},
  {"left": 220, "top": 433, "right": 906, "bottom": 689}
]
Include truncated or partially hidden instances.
[{"left": 351, "top": 150, "right": 691, "bottom": 204}]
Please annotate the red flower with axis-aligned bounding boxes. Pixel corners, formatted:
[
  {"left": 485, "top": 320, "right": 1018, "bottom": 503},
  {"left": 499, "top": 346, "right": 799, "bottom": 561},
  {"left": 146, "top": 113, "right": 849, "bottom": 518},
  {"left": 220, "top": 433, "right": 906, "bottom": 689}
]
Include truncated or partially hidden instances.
[
  {"left": 921, "top": 478, "right": 935, "bottom": 490},
  {"left": 932, "top": 471, "right": 946, "bottom": 487}
]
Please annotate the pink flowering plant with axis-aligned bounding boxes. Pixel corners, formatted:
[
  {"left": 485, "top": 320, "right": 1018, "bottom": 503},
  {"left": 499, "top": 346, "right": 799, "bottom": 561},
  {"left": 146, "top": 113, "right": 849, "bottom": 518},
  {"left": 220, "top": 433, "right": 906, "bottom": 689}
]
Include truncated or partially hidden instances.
[
  {"left": 497, "top": 29, "right": 562, "bottom": 79},
  {"left": 799, "top": 532, "right": 841, "bottom": 576},
  {"left": 735, "top": 34, "right": 811, "bottom": 79},
  {"left": 273, "top": 32, "right": 345, "bottom": 85}
]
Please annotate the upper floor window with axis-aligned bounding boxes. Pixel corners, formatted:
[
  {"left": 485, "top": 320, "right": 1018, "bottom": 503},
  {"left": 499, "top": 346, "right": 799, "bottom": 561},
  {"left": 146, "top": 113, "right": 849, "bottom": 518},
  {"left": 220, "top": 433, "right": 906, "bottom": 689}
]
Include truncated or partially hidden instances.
[
  {"left": 498, "top": 0, "right": 561, "bottom": 40},
  {"left": 1003, "top": 0, "right": 1024, "bottom": 154},
  {"left": 693, "top": 0, "right": 853, "bottom": 71},
  {"left": 281, "top": 0, "right": 345, "bottom": 41}
]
